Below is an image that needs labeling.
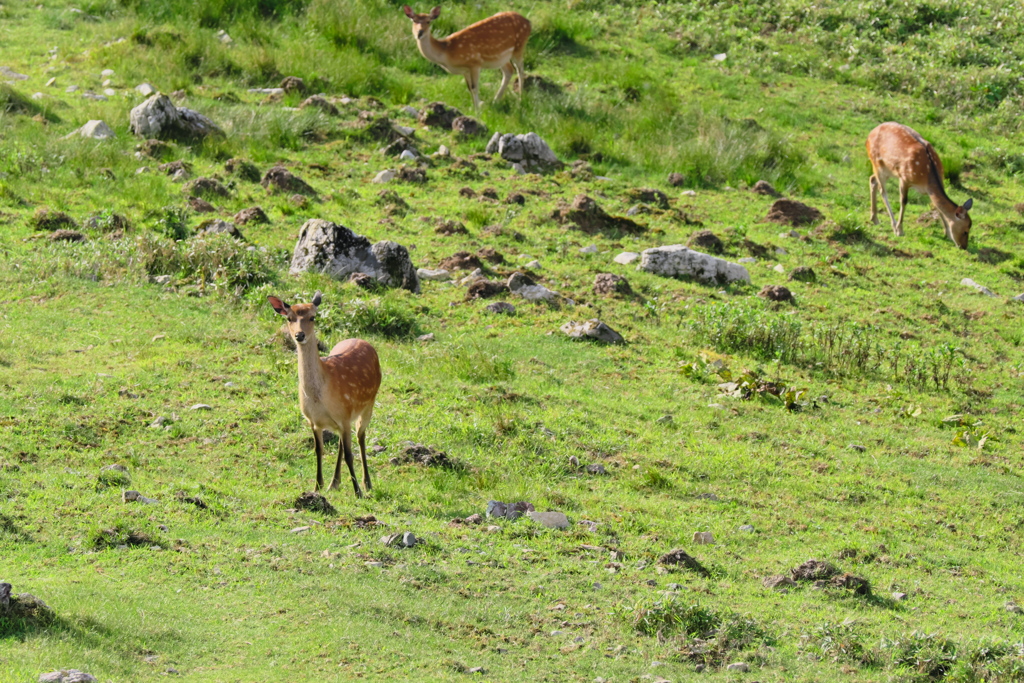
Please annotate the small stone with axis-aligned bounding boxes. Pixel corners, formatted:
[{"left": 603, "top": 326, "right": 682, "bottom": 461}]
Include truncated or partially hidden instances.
[
  {"left": 485, "top": 301, "right": 516, "bottom": 315},
  {"left": 290, "top": 526, "right": 311, "bottom": 534},
  {"left": 103, "top": 88, "right": 115, "bottom": 97},
  {"left": 527, "top": 511, "right": 570, "bottom": 529},
  {"left": 66, "top": 85, "right": 80, "bottom": 93},
  {"left": 435, "top": 144, "right": 450, "bottom": 157},
  {"left": 135, "top": 83, "right": 155, "bottom": 96},
  {"left": 692, "top": 531, "right": 715, "bottom": 545},
  {"left": 189, "top": 403, "right": 212, "bottom": 411},
  {"left": 738, "top": 257, "right": 757, "bottom": 263},
  {"left": 399, "top": 149, "right": 417, "bottom": 160},
  {"left": 38, "top": 672, "right": 98, "bottom": 683},
  {"left": 417, "top": 268, "right": 450, "bottom": 281},
  {"left": 365, "top": 561, "right": 384, "bottom": 568},
  {"left": 372, "top": 169, "right": 395, "bottom": 184},
  {"left": 961, "top": 278, "right": 996, "bottom": 297},
  {"left": 773, "top": 263, "right": 785, "bottom": 273},
  {"left": 713, "top": 53, "right": 728, "bottom": 61},
  {"left": 416, "top": 333, "right": 434, "bottom": 343},
  {"left": 1006, "top": 601, "right": 1023, "bottom": 614},
  {"left": 850, "top": 443, "right": 867, "bottom": 452},
  {"left": 401, "top": 532, "right": 417, "bottom": 547},
  {"left": 525, "top": 260, "right": 541, "bottom": 269},
  {"left": 580, "top": 244, "right": 598, "bottom": 254},
  {"left": 585, "top": 464, "right": 607, "bottom": 475},
  {"left": 763, "top": 574, "right": 796, "bottom": 589},
  {"left": 739, "top": 524, "right": 755, "bottom": 533},
  {"left": 726, "top": 662, "right": 748, "bottom": 672},
  {"left": 892, "top": 592, "right": 908, "bottom": 601},
  {"left": 655, "top": 415, "right": 673, "bottom": 424},
  {"left": 550, "top": 630, "right": 564, "bottom": 637},
  {"left": 614, "top": 251, "right": 640, "bottom": 265}
]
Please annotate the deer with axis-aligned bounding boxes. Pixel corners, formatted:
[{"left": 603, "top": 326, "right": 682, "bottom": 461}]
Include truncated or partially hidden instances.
[
  {"left": 402, "top": 5, "right": 531, "bottom": 110},
  {"left": 267, "top": 291, "right": 382, "bottom": 498},
  {"left": 867, "top": 121, "right": 974, "bottom": 249}
]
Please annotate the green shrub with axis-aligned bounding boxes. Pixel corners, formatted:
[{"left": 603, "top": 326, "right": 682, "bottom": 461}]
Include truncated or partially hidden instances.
[{"left": 627, "top": 597, "right": 720, "bottom": 637}]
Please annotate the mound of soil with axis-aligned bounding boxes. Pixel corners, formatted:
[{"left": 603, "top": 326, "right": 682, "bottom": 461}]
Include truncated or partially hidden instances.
[
  {"left": 390, "top": 442, "right": 460, "bottom": 469},
  {"left": 687, "top": 229, "right": 724, "bottom": 254},
  {"left": 553, "top": 195, "right": 645, "bottom": 235},
  {"left": 766, "top": 198, "right": 823, "bottom": 227},
  {"left": 294, "top": 491, "right": 337, "bottom": 515},
  {"left": 261, "top": 166, "right": 316, "bottom": 195},
  {"left": 439, "top": 252, "right": 483, "bottom": 271},
  {"left": 593, "top": 273, "right": 632, "bottom": 296},
  {"left": 758, "top": 284, "right": 794, "bottom": 303},
  {"left": 658, "top": 548, "right": 710, "bottom": 576}
]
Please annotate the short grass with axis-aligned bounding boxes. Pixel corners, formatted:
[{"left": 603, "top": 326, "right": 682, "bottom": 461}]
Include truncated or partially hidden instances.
[{"left": 2, "top": 0, "right": 1024, "bottom": 681}]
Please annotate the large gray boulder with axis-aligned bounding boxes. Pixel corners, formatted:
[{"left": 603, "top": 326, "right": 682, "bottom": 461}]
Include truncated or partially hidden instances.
[
  {"left": 486, "top": 132, "right": 562, "bottom": 173},
  {"left": 129, "top": 93, "right": 223, "bottom": 141},
  {"left": 638, "top": 245, "right": 750, "bottom": 285},
  {"left": 289, "top": 219, "right": 419, "bottom": 293}
]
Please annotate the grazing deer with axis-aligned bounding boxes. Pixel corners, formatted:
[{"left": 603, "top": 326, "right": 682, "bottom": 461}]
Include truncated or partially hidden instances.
[
  {"left": 402, "top": 5, "right": 531, "bottom": 110},
  {"left": 867, "top": 122, "right": 974, "bottom": 249},
  {"left": 268, "top": 291, "right": 382, "bottom": 497}
]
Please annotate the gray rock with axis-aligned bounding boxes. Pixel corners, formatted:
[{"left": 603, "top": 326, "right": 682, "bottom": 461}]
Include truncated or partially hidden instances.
[
  {"left": 892, "top": 592, "right": 908, "bottom": 601},
  {"left": 399, "top": 149, "right": 417, "bottom": 160},
  {"left": 614, "top": 251, "right": 640, "bottom": 265},
  {"left": 585, "top": 463, "right": 607, "bottom": 475},
  {"left": 850, "top": 443, "right": 867, "bottom": 452},
  {"left": 189, "top": 403, "right": 212, "bottom": 411},
  {"left": 527, "top": 511, "right": 570, "bottom": 529},
  {"left": 486, "top": 132, "right": 562, "bottom": 173},
  {"left": 401, "top": 532, "right": 417, "bottom": 547},
  {"left": 129, "top": 93, "right": 223, "bottom": 141},
  {"left": 196, "top": 220, "right": 243, "bottom": 240},
  {"left": 67, "top": 120, "right": 115, "bottom": 140},
  {"left": 961, "top": 278, "right": 996, "bottom": 297},
  {"left": 123, "top": 490, "right": 157, "bottom": 504},
  {"left": 726, "top": 662, "right": 749, "bottom": 672},
  {"left": 485, "top": 301, "right": 516, "bottom": 315},
  {"left": 65, "top": 85, "right": 80, "bottom": 93},
  {"left": 507, "top": 271, "right": 536, "bottom": 292},
  {"left": 289, "top": 219, "right": 419, "bottom": 293},
  {"left": 638, "top": 245, "right": 750, "bottom": 285},
  {"left": 560, "top": 319, "right": 624, "bottom": 344},
  {"left": 135, "top": 82, "right": 155, "bottom": 96},
  {"left": 38, "top": 671, "right": 98, "bottom": 683},
  {"left": 1006, "top": 601, "right": 1023, "bottom": 614},
  {"left": 1014, "top": 293, "right": 1024, "bottom": 302},
  {"left": 515, "top": 284, "right": 559, "bottom": 302},
  {"left": 692, "top": 531, "right": 715, "bottom": 545},
  {"left": 416, "top": 268, "right": 450, "bottom": 281},
  {"left": 655, "top": 415, "right": 673, "bottom": 424},
  {"left": 580, "top": 245, "right": 598, "bottom": 254},
  {"left": 372, "top": 169, "right": 395, "bottom": 184},
  {"left": 0, "top": 66, "right": 28, "bottom": 80},
  {"left": 739, "top": 524, "right": 755, "bottom": 533},
  {"left": 738, "top": 257, "right": 757, "bottom": 263},
  {"left": 0, "top": 582, "right": 10, "bottom": 610}
]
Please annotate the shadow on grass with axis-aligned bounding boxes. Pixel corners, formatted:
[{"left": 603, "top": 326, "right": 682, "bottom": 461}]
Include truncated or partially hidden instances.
[{"left": 0, "top": 514, "right": 32, "bottom": 543}]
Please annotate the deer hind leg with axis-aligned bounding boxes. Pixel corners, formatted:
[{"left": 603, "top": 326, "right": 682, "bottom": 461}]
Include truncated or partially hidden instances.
[
  {"left": 312, "top": 426, "right": 325, "bottom": 492},
  {"left": 331, "top": 425, "right": 362, "bottom": 497},
  {"left": 877, "top": 178, "right": 898, "bottom": 234},
  {"left": 356, "top": 408, "right": 374, "bottom": 492},
  {"left": 494, "top": 63, "right": 515, "bottom": 102}
]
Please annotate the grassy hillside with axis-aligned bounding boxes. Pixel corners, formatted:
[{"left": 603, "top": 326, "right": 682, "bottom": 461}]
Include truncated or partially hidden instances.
[{"left": 2, "top": 0, "right": 1024, "bottom": 681}]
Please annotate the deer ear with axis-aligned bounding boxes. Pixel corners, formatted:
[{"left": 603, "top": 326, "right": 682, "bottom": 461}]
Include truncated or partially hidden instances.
[
  {"left": 402, "top": 5, "right": 414, "bottom": 18},
  {"left": 429, "top": 5, "right": 441, "bottom": 19},
  {"left": 267, "top": 296, "right": 291, "bottom": 316},
  {"left": 311, "top": 290, "right": 322, "bottom": 307},
  {"left": 962, "top": 198, "right": 973, "bottom": 212}
]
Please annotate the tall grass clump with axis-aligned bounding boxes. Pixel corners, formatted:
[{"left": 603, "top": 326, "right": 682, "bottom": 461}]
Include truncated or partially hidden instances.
[
  {"left": 325, "top": 295, "right": 420, "bottom": 340},
  {"left": 121, "top": 0, "right": 309, "bottom": 25},
  {"left": 685, "top": 299, "right": 803, "bottom": 362}
]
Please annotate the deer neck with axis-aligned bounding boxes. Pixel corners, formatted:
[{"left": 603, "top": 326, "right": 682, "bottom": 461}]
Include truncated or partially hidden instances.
[
  {"left": 295, "top": 335, "right": 325, "bottom": 402},
  {"left": 929, "top": 188, "right": 960, "bottom": 220},
  {"left": 415, "top": 31, "right": 450, "bottom": 67}
]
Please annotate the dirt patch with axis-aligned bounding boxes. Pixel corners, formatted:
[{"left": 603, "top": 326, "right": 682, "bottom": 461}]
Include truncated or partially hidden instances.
[
  {"left": 658, "top": 548, "right": 710, "bottom": 576},
  {"left": 594, "top": 273, "right": 632, "bottom": 296},
  {"left": 389, "top": 442, "right": 462, "bottom": 470},
  {"left": 466, "top": 280, "right": 508, "bottom": 300},
  {"left": 225, "top": 158, "right": 261, "bottom": 182},
  {"left": 788, "top": 266, "right": 817, "bottom": 283},
  {"left": 435, "top": 219, "right": 468, "bottom": 236},
  {"left": 752, "top": 180, "right": 781, "bottom": 197},
  {"left": 757, "top": 284, "right": 794, "bottom": 303},
  {"left": 418, "top": 101, "right": 461, "bottom": 128},
  {"left": 233, "top": 207, "right": 269, "bottom": 225},
  {"left": 766, "top": 198, "right": 823, "bottom": 226},
  {"left": 827, "top": 572, "right": 871, "bottom": 595},
  {"left": 31, "top": 207, "right": 76, "bottom": 231},
  {"left": 687, "top": 230, "right": 724, "bottom": 254},
  {"left": 49, "top": 229, "right": 85, "bottom": 243},
  {"left": 667, "top": 172, "right": 686, "bottom": 187},
  {"left": 626, "top": 187, "right": 669, "bottom": 209},
  {"left": 439, "top": 252, "right": 483, "bottom": 271},
  {"left": 184, "top": 177, "right": 230, "bottom": 198},
  {"left": 553, "top": 194, "right": 645, "bottom": 235},
  {"left": 397, "top": 166, "right": 427, "bottom": 183},
  {"left": 477, "top": 247, "right": 504, "bottom": 264},
  {"left": 294, "top": 491, "right": 337, "bottom": 515},
  {"left": 261, "top": 166, "right": 316, "bottom": 195},
  {"left": 790, "top": 559, "right": 838, "bottom": 581},
  {"left": 175, "top": 491, "right": 208, "bottom": 509}
]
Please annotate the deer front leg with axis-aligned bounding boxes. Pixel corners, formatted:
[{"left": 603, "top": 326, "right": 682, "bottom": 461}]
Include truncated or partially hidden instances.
[
  {"left": 869, "top": 175, "right": 880, "bottom": 225},
  {"left": 312, "top": 426, "right": 325, "bottom": 492},
  {"left": 332, "top": 429, "right": 362, "bottom": 498},
  {"left": 894, "top": 178, "right": 909, "bottom": 236}
]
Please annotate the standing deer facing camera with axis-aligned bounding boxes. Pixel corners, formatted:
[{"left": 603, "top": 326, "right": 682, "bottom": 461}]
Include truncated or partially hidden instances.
[
  {"left": 268, "top": 291, "right": 381, "bottom": 497},
  {"left": 403, "top": 5, "right": 531, "bottom": 110},
  {"left": 867, "top": 122, "right": 974, "bottom": 249}
]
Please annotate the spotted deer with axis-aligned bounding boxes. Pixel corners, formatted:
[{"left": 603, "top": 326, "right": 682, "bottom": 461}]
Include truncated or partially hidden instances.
[
  {"left": 867, "top": 122, "right": 974, "bottom": 249},
  {"left": 402, "top": 5, "right": 531, "bottom": 109},
  {"left": 268, "top": 291, "right": 382, "bottom": 497}
]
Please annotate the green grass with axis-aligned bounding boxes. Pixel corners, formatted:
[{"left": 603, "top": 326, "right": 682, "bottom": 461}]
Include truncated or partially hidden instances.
[{"left": 2, "top": 0, "right": 1024, "bottom": 680}]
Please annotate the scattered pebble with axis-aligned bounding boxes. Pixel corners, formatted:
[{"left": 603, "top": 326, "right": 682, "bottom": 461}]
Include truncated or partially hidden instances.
[
  {"left": 692, "top": 531, "right": 715, "bottom": 545},
  {"left": 892, "top": 592, "right": 908, "bottom": 601},
  {"left": 739, "top": 524, "right": 755, "bottom": 533},
  {"left": 189, "top": 403, "right": 212, "bottom": 411}
]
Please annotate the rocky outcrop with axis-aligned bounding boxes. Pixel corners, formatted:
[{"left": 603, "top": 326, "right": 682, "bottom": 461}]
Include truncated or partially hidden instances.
[
  {"left": 486, "top": 132, "right": 563, "bottom": 173},
  {"left": 637, "top": 245, "right": 750, "bottom": 285},
  {"left": 129, "top": 93, "right": 223, "bottom": 141},
  {"left": 289, "top": 219, "right": 419, "bottom": 293}
]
